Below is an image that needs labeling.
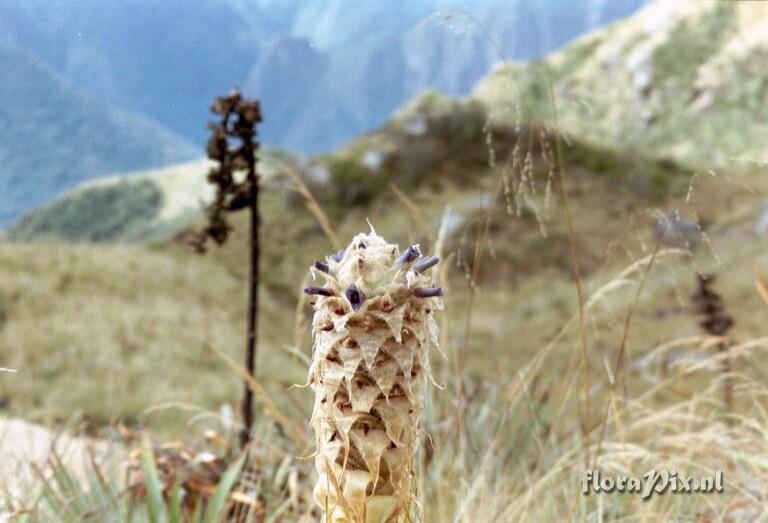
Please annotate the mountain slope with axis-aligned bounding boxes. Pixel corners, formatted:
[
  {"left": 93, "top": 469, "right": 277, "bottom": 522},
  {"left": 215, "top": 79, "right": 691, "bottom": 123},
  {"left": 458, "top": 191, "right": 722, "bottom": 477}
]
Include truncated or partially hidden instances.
[
  {"left": 7, "top": 150, "right": 294, "bottom": 243},
  {"left": 10, "top": 90, "right": 692, "bottom": 256},
  {"left": 474, "top": 0, "right": 768, "bottom": 168},
  {"left": 6, "top": 91, "right": 768, "bottom": 440},
  {"left": 0, "top": 0, "right": 283, "bottom": 145},
  {"left": 0, "top": 42, "right": 197, "bottom": 225},
  {"left": 1, "top": 0, "right": 646, "bottom": 153},
  {"left": 244, "top": 0, "right": 647, "bottom": 154}
]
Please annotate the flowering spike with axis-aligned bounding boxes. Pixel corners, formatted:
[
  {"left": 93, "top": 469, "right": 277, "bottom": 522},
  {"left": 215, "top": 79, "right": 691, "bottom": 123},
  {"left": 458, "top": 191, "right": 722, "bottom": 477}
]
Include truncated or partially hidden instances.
[
  {"left": 304, "top": 286, "right": 334, "bottom": 297},
  {"left": 394, "top": 245, "right": 421, "bottom": 266},
  {"left": 412, "top": 255, "right": 439, "bottom": 273},
  {"left": 414, "top": 287, "right": 444, "bottom": 298},
  {"left": 307, "top": 232, "right": 442, "bottom": 521},
  {"left": 344, "top": 284, "right": 365, "bottom": 311}
]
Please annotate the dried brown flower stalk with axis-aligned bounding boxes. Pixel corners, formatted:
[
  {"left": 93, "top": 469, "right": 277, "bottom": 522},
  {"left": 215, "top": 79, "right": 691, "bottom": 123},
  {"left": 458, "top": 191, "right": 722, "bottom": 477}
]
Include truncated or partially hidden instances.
[
  {"left": 192, "top": 89, "right": 262, "bottom": 448},
  {"left": 691, "top": 272, "right": 734, "bottom": 413}
]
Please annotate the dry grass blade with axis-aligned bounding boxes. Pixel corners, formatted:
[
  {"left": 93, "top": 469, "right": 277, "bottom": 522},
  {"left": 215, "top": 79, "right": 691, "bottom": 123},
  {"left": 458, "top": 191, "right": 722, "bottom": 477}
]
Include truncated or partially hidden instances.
[
  {"left": 549, "top": 84, "right": 591, "bottom": 466},
  {"left": 388, "top": 182, "right": 433, "bottom": 239},
  {"left": 293, "top": 272, "right": 312, "bottom": 351},
  {"left": 591, "top": 242, "right": 661, "bottom": 471},
  {"left": 205, "top": 342, "right": 309, "bottom": 447},
  {"left": 754, "top": 271, "right": 768, "bottom": 307},
  {"left": 273, "top": 157, "right": 342, "bottom": 249}
]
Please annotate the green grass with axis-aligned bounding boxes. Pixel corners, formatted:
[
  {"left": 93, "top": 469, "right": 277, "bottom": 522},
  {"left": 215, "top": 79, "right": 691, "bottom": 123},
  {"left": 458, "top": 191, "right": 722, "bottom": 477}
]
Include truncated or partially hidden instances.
[
  {"left": 9, "top": 179, "right": 164, "bottom": 243},
  {"left": 307, "top": 95, "right": 687, "bottom": 228},
  {"left": 652, "top": 3, "right": 733, "bottom": 89}
]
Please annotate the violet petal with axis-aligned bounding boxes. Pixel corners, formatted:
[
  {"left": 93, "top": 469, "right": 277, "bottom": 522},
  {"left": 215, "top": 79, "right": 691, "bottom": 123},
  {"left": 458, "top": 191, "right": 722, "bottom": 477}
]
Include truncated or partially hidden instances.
[
  {"left": 414, "top": 287, "right": 444, "bottom": 298},
  {"left": 304, "top": 287, "right": 334, "bottom": 297},
  {"left": 313, "top": 260, "right": 330, "bottom": 273},
  {"left": 344, "top": 284, "right": 365, "bottom": 311},
  {"left": 328, "top": 250, "right": 345, "bottom": 263},
  {"left": 394, "top": 245, "right": 421, "bottom": 266},
  {"left": 412, "top": 255, "right": 439, "bottom": 273}
]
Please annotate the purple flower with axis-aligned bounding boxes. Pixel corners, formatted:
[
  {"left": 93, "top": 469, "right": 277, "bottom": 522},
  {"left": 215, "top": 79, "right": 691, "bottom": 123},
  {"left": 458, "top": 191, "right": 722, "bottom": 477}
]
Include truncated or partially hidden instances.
[
  {"left": 394, "top": 245, "right": 421, "bottom": 266},
  {"left": 313, "top": 260, "right": 330, "bottom": 273},
  {"left": 344, "top": 284, "right": 365, "bottom": 311},
  {"left": 304, "top": 287, "right": 334, "bottom": 297},
  {"left": 414, "top": 287, "right": 444, "bottom": 298},
  {"left": 328, "top": 250, "right": 345, "bottom": 263},
  {"left": 412, "top": 256, "right": 439, "bottom": 274}
]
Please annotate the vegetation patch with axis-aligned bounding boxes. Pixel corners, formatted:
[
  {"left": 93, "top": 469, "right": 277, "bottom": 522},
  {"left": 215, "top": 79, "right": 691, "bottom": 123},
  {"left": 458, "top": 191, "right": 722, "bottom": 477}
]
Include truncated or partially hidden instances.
[
  {"left": 9, "top": 179, "right": 163, "bottom": 243},
  {"left": 653, "top": 4, "right": 734, "bottom": 90},
  {"left": 303, "top": 89, "right": 689, "bottom": 223},
  {"left": 307, "top": 92, "right": 490, "bottom": 210}
]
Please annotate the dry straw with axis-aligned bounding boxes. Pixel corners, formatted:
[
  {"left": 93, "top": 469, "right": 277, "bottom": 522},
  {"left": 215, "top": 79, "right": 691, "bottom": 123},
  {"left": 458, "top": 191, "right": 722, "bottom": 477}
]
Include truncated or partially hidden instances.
[{"left": 304, "top": 228, "right": 443, "bottom": 522}]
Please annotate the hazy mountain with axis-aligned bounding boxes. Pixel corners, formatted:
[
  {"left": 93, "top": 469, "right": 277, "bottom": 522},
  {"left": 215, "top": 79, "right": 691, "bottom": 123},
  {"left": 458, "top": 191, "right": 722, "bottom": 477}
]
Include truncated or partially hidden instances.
[
  {"left": 1, "top": 0, "right": 647, "bottom": 153},
  {"left": 0, "top": 0, "right": 648, "bottom": 224},
  {"left": 0, "top": 41, "right": 196, "bottom": 225},
  {"left": 0, "top": 0, "right": 282, "bottom": 144},
  {"left": 245, "top": 0, "right": 648, "bottom": 154}
]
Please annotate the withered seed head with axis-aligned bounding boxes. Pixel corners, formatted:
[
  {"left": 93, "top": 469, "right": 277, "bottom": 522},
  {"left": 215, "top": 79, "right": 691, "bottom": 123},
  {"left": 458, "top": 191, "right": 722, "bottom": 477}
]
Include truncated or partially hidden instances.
[{"left": 192, "top": 90, "right": 261, "bottom": 253}]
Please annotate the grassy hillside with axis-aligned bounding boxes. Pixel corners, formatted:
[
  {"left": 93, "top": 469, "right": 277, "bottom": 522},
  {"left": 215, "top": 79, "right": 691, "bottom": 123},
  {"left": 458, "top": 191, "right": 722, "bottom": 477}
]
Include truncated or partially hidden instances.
[
  {"left": 2, "top": 83, "right": 761, "bottom": 434},
  {"left": 0, "top": 41, "right": 197, "bottom": 225},
  {"left": 4, "top": 117, "right": 768, "bottom": 519},
  {"left": 2, "top": 88, "right": 730, "bottom": 435},
  {"left": 10, "top": 92, "right": 689, "bottom": 247},
  {"left": 475, "top": 0, "right": 768, "bottom": 169},
  {"left": 6, "top": 152, "right": 294, "bottom": 243},
  {"left": 9, "top": 179, "right": 164, "bottom": 243}
]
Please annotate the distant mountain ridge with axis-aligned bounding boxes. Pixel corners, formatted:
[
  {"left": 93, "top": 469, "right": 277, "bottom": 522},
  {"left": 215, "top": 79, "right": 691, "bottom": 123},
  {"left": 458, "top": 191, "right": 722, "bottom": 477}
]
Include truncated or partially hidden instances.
[
  {"left": 246, "top": 0, "right": 648, "bottom": 154},
  {"left": 0, "top": 41, "right": 196, "bottom": 225},
  {"left": 0, "top": 0, "right": 647, "bottom": 224},
  {"left": 1, "top": 0, "right": 647, "bottom": 153}
]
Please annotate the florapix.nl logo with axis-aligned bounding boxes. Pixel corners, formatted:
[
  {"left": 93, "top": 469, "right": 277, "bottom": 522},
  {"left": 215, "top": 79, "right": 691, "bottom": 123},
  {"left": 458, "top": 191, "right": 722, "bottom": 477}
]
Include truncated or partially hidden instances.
[{"left": 582, "top": 469, "right": 724, "bottom": 500}]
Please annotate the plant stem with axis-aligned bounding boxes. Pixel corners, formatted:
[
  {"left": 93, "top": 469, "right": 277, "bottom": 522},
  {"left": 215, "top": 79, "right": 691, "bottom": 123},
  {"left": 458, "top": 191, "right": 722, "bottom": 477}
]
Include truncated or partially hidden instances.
[
  {"left": 720, "top": 340, "right": 733, "bottom": 417},
  {"left": 240, "top": 127, "right": 260, "bottom": 449}
]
